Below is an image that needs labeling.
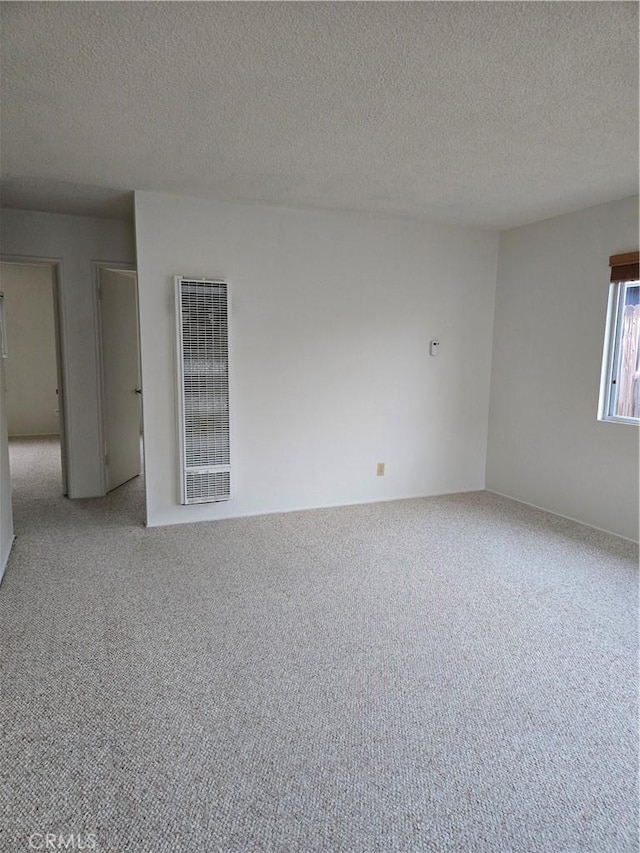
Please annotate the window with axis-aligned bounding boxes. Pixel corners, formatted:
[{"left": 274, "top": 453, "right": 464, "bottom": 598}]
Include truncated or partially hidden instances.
[{"left": 599, "top": 252, "right": 640, "bottom": 424}]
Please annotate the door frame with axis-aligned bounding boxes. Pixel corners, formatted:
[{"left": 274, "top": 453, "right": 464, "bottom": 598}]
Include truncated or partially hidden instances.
[
  {"left": 92, "top": 261, "right": 140, "bottom": 496},
  {"left": 0, "top": 254, "right": 69, "bottom": 496}
]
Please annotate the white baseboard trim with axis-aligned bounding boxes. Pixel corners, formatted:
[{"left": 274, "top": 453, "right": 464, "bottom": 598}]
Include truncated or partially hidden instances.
[
  {"left": 144, "top": 487, "right": 485, "bottom": 528},
  {"left": 486, "top": 489, "right": 639, "bottom": 545}
]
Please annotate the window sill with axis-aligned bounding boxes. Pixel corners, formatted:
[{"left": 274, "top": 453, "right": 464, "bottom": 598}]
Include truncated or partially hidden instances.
[{"left": 598, "top": 415, "right": 640, "bottom": 426}]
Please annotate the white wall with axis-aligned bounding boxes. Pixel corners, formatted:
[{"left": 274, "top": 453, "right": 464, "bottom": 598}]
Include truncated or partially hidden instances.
[
  {"left": 1, "top": 263, "right": 59, "bottom": 436},
  {"left": 0, "top": 210, "right": 135, "bottom": 498},
  {"left": 487, "top": 195, "right": 639, "bottom": 541},
  {"left": 135, "top": 191, "right": 499, "bottom": 527},
  {"left": 0, "top": 348, "right": 14, "bottom": 580}
]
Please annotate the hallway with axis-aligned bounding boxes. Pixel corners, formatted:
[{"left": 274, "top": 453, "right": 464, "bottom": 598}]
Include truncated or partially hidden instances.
[{"left": 8, "top": 435, "right": 145, "bottom": 540}]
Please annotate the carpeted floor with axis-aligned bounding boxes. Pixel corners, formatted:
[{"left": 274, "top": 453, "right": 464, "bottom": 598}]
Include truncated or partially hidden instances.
[{"left": 1, "top": 437, "right": 638, "bottom": 853}]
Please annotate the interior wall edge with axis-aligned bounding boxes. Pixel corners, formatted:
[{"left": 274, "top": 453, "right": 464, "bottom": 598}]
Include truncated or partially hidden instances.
[{"left": 486, "top": 489, "right": 639, "bottom": 545}]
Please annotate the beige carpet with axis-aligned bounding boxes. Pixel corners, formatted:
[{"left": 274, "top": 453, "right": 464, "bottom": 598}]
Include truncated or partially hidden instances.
[{"left": 1, "top": 437, "right": 638, "bottom": 852}]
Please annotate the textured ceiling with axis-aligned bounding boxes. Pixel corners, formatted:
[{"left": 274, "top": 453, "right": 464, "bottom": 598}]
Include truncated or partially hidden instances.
[
  {"left": 1, "top": 2, "right": 637, "bottom": 228},
  {"left": 0, "top": 178, "right": 133, "bottom": 221}
]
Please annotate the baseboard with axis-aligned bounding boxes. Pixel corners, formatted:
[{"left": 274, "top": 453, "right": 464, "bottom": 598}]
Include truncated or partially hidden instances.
[
  {"left": 486, "top": 489, "right": 639, "bottom": 545},
  {"left": 0, "top": 534, "right": 15, "bottom": 584},
  {"left": 144, "top": 487, "right": 485, "bottom": 528}
]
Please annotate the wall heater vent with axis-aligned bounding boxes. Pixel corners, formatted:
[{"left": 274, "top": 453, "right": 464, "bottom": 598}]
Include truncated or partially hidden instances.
[{"left": 175, "top": 277, "right": 230, "bottom": 504}]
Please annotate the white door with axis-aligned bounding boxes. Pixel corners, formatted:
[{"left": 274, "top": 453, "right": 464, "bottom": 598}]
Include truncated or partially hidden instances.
[
  {"left": 99, "top": 268, "right": 141, "bottom": 492},
  {"left": 51, "top": 271, "right": 69, "bottom": 495}
]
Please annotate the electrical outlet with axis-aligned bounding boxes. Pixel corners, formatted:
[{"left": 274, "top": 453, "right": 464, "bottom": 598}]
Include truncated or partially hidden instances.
[{"left": 376, "top": 462, "right": 385, "bottom": 476}]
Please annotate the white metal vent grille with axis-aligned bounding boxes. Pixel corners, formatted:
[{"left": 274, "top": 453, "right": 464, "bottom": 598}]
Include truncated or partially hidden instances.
[
  {"left": 175, "top": 277, "right": 230, "bottom": 504},
  {"left": 185, "top": 471, "right": 231, "bottom": 503}
]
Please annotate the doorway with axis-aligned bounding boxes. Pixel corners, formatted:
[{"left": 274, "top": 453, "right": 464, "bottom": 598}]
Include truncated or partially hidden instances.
[
  {"left": 0, "top": 260, "right": 68, "bottom": 495},
  {"left": 95, "top": 264, "right": 143, "bottom": 493}
]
